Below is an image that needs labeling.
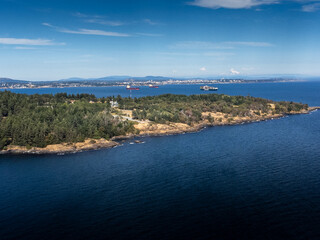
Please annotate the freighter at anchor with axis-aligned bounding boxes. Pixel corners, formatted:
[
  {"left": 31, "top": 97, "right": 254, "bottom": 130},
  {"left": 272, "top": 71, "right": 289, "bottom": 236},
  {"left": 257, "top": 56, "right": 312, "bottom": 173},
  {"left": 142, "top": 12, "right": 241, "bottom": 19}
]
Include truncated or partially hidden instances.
[{"left": 200, "top": 85, "right": 218, "bottom": 91}]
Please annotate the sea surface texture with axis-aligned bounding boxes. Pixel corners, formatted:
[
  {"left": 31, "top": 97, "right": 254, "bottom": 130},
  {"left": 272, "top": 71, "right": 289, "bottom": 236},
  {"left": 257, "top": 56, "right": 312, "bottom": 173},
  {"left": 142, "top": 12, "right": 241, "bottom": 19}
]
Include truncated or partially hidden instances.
[{"left": 1, "top": 82, "right": 320, "bottom": 240}]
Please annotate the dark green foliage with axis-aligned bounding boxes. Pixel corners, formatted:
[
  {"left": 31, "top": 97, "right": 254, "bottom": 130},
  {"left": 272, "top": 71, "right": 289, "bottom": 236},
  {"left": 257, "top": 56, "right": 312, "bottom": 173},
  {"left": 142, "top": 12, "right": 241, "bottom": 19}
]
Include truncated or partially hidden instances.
[
  {"left": 0, "top": 91, "right": 135, "bottom": 150},
  {"left": 207, "top": 114, "right": 214, "bottom": 124},
  {"left": 123, "top": 93, "right": 307, "bottom": 124},
  {"left": 0, "top": 92, "right": 308, "bottom": 150}
]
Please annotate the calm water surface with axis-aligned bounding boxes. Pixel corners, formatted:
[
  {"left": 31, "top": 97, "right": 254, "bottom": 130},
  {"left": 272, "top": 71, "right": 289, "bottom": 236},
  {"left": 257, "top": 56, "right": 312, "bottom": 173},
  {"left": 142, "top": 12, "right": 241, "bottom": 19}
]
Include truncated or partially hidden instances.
[
  {"left": 2, "top": 81, "right": 320, "bottom": 106},
  {"left": 0, "top": 82, "right": 320, "bottom": 239}
]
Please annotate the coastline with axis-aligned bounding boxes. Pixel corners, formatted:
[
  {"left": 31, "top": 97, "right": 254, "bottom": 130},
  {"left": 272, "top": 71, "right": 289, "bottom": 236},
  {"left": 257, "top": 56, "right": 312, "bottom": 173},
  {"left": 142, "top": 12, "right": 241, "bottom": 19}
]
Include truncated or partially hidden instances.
[
  {"left": 133, "top": 107, "right": 319, "bottom": 136},
  {"left": 0, "top": 79, "right": 304, "bottom": 90},
  {"left": 1, "top": 107, "right": 319, "bottom": 155},
  {"left": 0, "top": 138, "right": 119, "bottom": 155}
]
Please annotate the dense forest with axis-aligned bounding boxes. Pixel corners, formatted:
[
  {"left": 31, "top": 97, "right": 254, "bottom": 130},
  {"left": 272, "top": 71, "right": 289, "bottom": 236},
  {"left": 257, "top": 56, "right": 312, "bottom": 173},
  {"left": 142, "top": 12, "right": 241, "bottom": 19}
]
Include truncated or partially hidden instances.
[
  {"left": 0, "top": 91, "right": 308, "bottom": 150},
  {"left": 0, "top": 91, "right": 136, "bottom": 150},
  {"left": 117, "top": 94, "right": 308, "bottom": 124}
]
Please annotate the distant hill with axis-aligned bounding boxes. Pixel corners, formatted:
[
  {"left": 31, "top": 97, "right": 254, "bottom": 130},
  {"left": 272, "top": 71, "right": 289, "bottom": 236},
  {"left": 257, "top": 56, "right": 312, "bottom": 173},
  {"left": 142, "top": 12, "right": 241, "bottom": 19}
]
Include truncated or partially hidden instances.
[
  {"left": 2, "top": 74, "right": 315, "bottom": 85},
  {"left": 97, "top": 76, "right": 132, "bottom": 81},
  {"left": 59, "top": 76, "right": 133, "bottom": 82},
  {"left": 58, "top": 77, "right": 88, "bottom": 82},
  {"left": 58, "top": 75, "right": 173, "bottom": 82},
  {"left": 129, "top": 76, "right": 172, "bottom": 81},
  {"left": 0, "top": 78, "right": 29, "bottom": 84},
  {"left": 1, "top": 76, "right": 176, "bottom": 85}
]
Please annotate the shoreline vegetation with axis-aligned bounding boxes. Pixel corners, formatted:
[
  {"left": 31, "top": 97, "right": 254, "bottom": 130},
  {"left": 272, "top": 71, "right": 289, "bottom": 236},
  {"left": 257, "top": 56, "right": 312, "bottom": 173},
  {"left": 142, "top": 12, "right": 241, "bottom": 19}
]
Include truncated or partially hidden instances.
[{"left": 0, "top": 91, "right": 318, "bottom": 155}]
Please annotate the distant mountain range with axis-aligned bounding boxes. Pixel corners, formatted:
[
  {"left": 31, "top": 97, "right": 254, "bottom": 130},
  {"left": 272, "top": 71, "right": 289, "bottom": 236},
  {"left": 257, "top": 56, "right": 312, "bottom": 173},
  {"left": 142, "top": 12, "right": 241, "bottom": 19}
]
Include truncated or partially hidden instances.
[
  {"left": 1, "top": 75, "right": 319, "bottom": 84},
  {"left": 59, "top": 75, "right": 174, "bottom": 82},
  {"left": 1, "top": 76, "right": 181, "bottom": 85},
  {"left": 0, "top": 78, "right": 30, "bottom": 84}
]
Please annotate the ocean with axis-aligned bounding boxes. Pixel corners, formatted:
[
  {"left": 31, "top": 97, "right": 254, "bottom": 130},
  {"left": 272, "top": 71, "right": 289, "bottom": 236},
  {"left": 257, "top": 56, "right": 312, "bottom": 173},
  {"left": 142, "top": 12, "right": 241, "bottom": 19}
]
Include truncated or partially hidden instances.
[{"left": 0, "top": 81, "right": 320, "bottom": 239}]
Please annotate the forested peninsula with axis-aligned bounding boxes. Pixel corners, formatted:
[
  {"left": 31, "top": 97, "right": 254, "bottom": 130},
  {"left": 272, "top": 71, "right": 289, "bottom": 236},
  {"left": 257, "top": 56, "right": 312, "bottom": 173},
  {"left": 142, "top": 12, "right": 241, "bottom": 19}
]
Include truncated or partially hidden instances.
[{"left": 0, "top": 91, "right": 316, "bottom": 154}]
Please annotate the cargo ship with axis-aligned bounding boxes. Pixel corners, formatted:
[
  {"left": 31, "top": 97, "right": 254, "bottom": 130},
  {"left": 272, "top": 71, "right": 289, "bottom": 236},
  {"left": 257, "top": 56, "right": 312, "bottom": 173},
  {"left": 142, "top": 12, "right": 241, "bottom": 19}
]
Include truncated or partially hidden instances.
[
  {"left": 200, "top": 85, "right": 218, "bottom": 91},
  {"left": 149, "top": 84, "right": 159, "bottom": 88},
  {"left": 126, "top": 85, "right": 140, "bottom": 90}
]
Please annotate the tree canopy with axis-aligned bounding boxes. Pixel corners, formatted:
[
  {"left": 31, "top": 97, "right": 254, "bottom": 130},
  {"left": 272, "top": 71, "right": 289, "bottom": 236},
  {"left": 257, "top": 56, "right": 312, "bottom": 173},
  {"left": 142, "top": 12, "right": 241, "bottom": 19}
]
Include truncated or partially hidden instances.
[
  {"left": 0, "top": 91, "right": 135, "bottom": 150},
  {"left": 0, "top": 91, "right": 308, "bottom": 150}
]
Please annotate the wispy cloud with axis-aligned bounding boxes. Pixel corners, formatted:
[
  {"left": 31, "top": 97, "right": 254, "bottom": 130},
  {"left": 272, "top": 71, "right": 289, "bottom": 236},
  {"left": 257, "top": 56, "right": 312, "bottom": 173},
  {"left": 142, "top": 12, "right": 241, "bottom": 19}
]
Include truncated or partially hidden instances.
[
  {"left": 85, "top": 18, "right": 125, "bottom": 27},
  {"left": 72, "top": 12, "right": 126, "bottom": 26},
  {"left": 43, "top": 23, "right": 130, "bottom": 37},
  {"left": 14, "top": 46, "right": 37, "bottom": 50},
  {"left": 60, "top": 29, "right": 130, "bottom": 37},
  {"left": 200, "top": 67, "right": 207, "bottom": 71},
  {"left": 302, "top": 2, "right": 320, "bottom": 12},
  {"left": 73, "top": 12, "right": 161, "bottom": 26},
  {"left": 171, "top": 41, "right": 233, "bottom": 49},
  {"left": 171, "top": 41, "right": 273, "bottom": 49},
  {"left": 73, "top": 12, "right": 89, "bottom": 18},
  {"left": 0, "top": 37, "right": 64, "bottom": 46},
  {"left": 143, "top": 19, "right": 160, "bottom": 25},
  {"left": 159, "top": 51, "right": 234, "bottom": 57},
  {"left": 230, "top": 68, "right": 240, "bottom": 75},
  {"left": 188, "top": 0, "right": 278, "bottom": 9},
  {"left": 188, "top": 0, "right": 320, "bottom": 12},
  {"left": 136, "top": 33, "right": 164, "bottom": 37}
]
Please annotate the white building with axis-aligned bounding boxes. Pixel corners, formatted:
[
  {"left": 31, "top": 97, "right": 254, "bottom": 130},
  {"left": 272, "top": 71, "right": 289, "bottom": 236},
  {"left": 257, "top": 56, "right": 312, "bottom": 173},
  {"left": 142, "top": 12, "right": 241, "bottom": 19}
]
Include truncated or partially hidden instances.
[{"left": 110, "top": 100, "right": 119, "bottom": 108}]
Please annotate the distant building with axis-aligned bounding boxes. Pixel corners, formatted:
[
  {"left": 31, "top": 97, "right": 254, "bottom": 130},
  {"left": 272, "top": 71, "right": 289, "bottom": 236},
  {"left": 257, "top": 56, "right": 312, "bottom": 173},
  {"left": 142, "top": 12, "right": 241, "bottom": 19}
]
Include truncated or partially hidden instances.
[{"left": 110, "top": 100, "right": 119, "bottom": 108}]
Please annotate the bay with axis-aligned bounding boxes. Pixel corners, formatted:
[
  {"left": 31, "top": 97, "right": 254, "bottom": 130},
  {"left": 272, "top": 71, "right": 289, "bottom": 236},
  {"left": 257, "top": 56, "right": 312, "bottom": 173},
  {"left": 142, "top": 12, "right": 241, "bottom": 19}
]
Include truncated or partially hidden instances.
[{"left": 0, "top": 81, "right": 320, "bottom": 239}]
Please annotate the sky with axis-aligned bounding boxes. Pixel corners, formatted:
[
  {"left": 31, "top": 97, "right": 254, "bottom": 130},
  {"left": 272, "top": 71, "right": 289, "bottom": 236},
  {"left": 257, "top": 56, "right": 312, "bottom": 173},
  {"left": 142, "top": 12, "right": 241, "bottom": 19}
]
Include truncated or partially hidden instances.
[{"left": 0, "top": 0, "right": 320, "bottom": 80}]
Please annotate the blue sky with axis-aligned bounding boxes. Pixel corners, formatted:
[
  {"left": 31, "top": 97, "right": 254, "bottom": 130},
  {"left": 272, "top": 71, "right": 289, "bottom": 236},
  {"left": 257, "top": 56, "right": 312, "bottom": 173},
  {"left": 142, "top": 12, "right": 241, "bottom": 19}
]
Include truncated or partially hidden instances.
[{"left": 0, "top": 0, "right": 320, "bottom": 80}]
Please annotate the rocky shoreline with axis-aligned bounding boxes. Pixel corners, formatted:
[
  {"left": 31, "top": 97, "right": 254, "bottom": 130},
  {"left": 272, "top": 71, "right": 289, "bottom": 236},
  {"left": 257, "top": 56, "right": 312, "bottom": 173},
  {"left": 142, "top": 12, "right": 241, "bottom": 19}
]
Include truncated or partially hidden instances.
[
  {"left": 1, "top": 107, "right": 319, "bottom": 155},
  {"left": 0, "top": 138, "right": 119, "bottom": 155}
]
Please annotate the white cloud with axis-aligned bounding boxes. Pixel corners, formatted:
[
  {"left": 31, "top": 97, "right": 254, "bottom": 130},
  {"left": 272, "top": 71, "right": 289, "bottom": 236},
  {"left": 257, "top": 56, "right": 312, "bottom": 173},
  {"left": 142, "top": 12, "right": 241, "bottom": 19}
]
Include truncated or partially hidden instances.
[
  {"left": 0, "top": 37, "right": 64, "bottom": 46},
  {"left": 43, "top": 23, "right": 130, "bottom": 37},
  {"left": 136, "top": 33, "right": 164, "bottom": 37},
  {"left": 143, "top": 19, "right": 159, "bottom": 25},
  {"left": 73, "top": 12, "right": 88, "bottom": 18},
  {"left": 14, "top": 46, "right": 37, "bottom": 50},
  {"left": 302, "top": 3, "right": 320, "bottom": 12},
  {"left": 188, "top": 0, "right": 320, "bottom": 11},
  {"left": 42, "top": 22, "right": 53, "bottom": 27},
  {"left": 171, "top": 41, "right": 273, "bottom": 49},
  {"left": 60, "top": 29, "right": 130, "bottom": 37},
  {"left": 200, "top": 67, "right": 207, "bottom": 71},
  {"left": 188, "top": 0, "right": 278, "bottom": 9},
  {"left": 73, "top": 12, "right": 125, "bottom": 26},
  {"left": 85, "top": 19, "right": 125, "bottom": 26},
  {"left": 171, "top": 41, "right": 233, "bottom": 49},
  {"left": 159, "top": 51, "right": 234, "bottom": 57},
  {"left": 230, "top": 68, "right": 240, "bottom": 75},
  {"left": 73, "top": 12, "right": 160, "bottom": 26}
]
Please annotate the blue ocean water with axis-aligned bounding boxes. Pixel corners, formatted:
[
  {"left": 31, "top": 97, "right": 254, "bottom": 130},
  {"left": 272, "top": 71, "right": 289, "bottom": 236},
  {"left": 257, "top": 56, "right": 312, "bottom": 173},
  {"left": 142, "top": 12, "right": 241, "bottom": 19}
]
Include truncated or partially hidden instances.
[
  {"left": 0, "top": 82, "right": 320, "bottom": 239},
  {"left": 2, "top": 81, "right": 319, "bottom": 106}
]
